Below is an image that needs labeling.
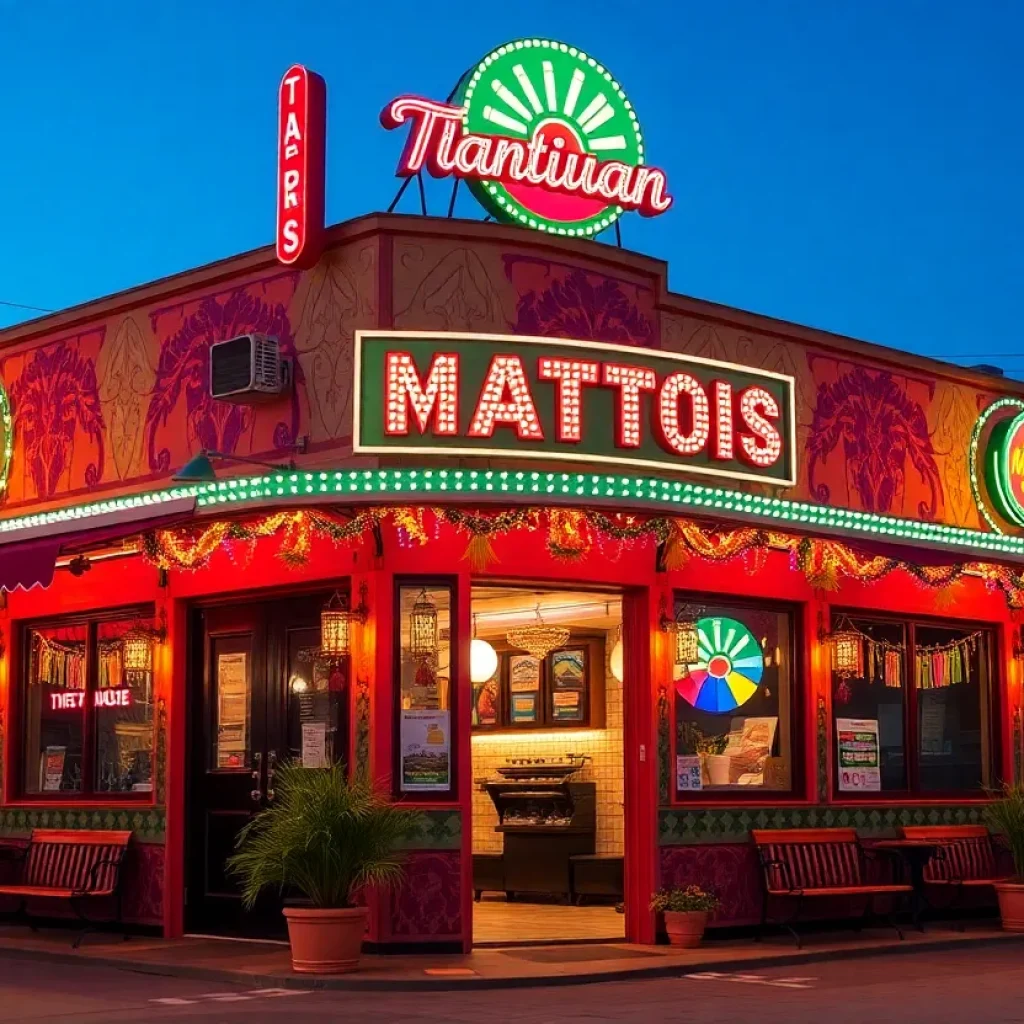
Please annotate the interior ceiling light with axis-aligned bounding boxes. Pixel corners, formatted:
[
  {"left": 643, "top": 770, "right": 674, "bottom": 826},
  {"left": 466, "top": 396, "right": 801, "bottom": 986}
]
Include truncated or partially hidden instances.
[{"left": 506, "top": 604, "right": 570, "bottom": 660}]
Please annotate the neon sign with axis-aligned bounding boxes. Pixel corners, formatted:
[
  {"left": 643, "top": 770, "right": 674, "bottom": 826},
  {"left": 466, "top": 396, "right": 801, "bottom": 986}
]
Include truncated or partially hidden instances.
[
  {"left": 50, "top": 689, "right": 133, "bottom": 711},
  {"left": 985, "top": 409, "right": 1024, "bottom": 528},
  {"left": 353, "top": 331, "right": 796, "bottom": 487},
  {"left": 382, "top": 38, "right": 671, "bottom": 238},
  {"left": 276, "top": 64, "right": 327, "bottom": 269}
]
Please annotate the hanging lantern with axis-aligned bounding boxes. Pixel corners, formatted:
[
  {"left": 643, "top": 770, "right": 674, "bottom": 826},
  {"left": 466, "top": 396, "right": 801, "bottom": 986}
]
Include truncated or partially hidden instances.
[
  {"left": 123, "top": 632, "right": 153, "bottom": 674},
  {"left": 506, "top": 604, "right": 570, "bottom": 660},
  {"left": 409, "top": 589, "right": 439, "bottom": 660},
  {"left": 321, "top": 592, "right": 351, "bottom": 659},
  {"left": 830, "top": 627, "right": 862, "bottom": 678},
  {"left": 675, "top": 607, "right": 700, "bottom": 667},
  {"left": 471, "top": 639, "right": 499, "bottom": 683},
  {"left": 610, "top": 638, "right": 624, "bottom": 683}
]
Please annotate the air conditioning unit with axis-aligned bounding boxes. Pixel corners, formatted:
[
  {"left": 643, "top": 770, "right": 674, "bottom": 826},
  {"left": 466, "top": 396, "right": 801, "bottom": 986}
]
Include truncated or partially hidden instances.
[{"left": 209, "top": 334, "right": 292, "bottom": 402}]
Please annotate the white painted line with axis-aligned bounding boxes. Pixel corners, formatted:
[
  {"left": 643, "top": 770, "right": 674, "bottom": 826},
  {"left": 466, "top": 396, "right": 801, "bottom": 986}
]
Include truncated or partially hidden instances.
[
  {"left": 682, "top": 971, "right": 816, "bottom": 990},
  {"left": 150, "top": 997, "right": 195, "bottom": 1005},
  {"left": 198, "top": 993, "right": 254, "bottom": 1002},
  {"left": 247, "top": 988, "right": 311, "bottom": 997}
]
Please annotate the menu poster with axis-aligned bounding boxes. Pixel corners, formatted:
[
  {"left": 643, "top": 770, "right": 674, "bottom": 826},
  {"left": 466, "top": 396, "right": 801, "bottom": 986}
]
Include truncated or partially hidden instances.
[
  {"left": 676, "top": 754, "right": 703, "bottom": 792},
  {"left": 837, "top": 718, "right": 881, "bottom": 792},
  {"left": 509, "top": 655, "right": 541, "bottom": 693},
  {"left": 400, "top": 710, "right": 450, "bottom": 791},
  {"left": 551, "top": 649, "right": 585, "bottom": 689},
  {"left": 217, "top": 652, "right": 248, "bottom": 768},
  {"left": 511, "top": 693, "right": 537, "bottom": 723},
  {"left": 552, "top": 689, "right": 583, "bottom": 721},
  {"left": 301, "top": 722, "right": 328, "bottom": 768},
  {"left": 42, "top": 745, "right": 66, "bottom": 792},
  {"left": 723, "top": 717, "right": 778, "bottom": 784}
]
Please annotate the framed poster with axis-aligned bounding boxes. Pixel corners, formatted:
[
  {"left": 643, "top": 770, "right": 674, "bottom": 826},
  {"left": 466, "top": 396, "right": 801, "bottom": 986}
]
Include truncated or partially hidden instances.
[
  {"left": 509, "top": 655, "right": 541, "bottom": 692},
  {"left": 400, "top": 710, "right": 451, "bottom": 791},
  {"left": 551, "top": 648, "right": 586, "bottom": 689},
  {"left": 836, "top": 718, "right": 881, "bottom": 792},
  {"left": 472, "top": 674, "right": 500, "bottom": 727},
  {"left": 552, "top": 689, "right": 583, "bottom": 721},
  {"left": 511, "top": 693, "right": 537, "bottom": 723}
]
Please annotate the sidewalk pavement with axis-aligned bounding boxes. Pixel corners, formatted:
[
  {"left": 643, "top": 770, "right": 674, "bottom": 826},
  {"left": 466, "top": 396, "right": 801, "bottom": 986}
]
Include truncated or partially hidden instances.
[{"left": 0, "top": 923, "right": 1021, "bottom": 991}]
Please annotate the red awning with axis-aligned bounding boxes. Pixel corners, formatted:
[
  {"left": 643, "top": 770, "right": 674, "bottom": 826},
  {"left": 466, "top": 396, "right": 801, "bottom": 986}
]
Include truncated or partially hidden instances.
[{"left": 0, "top": 496, "right": 196, "bottom": 592}]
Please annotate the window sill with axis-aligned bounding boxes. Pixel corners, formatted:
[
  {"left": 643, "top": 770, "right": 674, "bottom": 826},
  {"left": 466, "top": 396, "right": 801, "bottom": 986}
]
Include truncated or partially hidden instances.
[{"left": 5, "top": 796, "right": 157, "bottom": 808}]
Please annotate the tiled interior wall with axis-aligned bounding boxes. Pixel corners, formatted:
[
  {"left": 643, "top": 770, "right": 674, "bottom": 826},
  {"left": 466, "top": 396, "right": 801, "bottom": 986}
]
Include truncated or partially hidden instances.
[{"left": 471, "top": 630, "right": 624, "bottom": 856}]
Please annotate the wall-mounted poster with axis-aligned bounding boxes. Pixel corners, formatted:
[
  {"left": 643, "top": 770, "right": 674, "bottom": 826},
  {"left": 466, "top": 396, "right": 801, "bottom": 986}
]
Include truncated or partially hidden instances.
[
  {"left": 41, "top": 746, "right": 66, "bottom": 792},
  {"left": 216, "top": 652, "right": 249, "bottom": 768},
  {"left": 552, "top": 648, "right": 586, "bottom": 689},
  {"left": 400, "top": 710, "right": 451, "bottom": 791},
  {"left": 473, "top": 674, "right": 499, "bottom": 727},
  {"left": 836, "top": 718, "right": 881, "bottom": 792},
  {"left": 509, "top": 655, "right": 541, "bottom": 693},
  {"left": 676, "top": 754, "right": 703, "bottom": 792},
  {"left": 511, "top": 693, "right": 537, "bottom": 723},
  {"left": 552, "top": 690, "right": 583, "bottom": 722}
]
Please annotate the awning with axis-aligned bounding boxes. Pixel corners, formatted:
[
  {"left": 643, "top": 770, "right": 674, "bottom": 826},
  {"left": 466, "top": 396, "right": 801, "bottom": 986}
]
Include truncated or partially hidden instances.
[{"left": 0, "top": 495, "right": 196, "bottom": 592}]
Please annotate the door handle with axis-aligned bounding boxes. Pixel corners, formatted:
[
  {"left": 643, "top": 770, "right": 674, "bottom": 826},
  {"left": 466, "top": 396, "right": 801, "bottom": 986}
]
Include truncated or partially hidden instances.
[
  {"left": 251, "top": 751, "right": 263, "bottom": 803},
  {"left": 266, "top": 750, "right": 277, "bottom": 802}
]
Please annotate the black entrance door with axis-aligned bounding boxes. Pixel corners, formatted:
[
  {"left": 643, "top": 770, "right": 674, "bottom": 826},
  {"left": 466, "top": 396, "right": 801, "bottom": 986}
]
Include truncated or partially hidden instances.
[{"left": 186, "top": 593, "right": 344, "bottom": 936}]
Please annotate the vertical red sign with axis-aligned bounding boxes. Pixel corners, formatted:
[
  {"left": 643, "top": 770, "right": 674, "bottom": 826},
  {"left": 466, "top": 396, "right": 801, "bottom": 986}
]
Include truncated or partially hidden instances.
[{"left": 276, "top": 64, "right": 327, "bottom": 269}]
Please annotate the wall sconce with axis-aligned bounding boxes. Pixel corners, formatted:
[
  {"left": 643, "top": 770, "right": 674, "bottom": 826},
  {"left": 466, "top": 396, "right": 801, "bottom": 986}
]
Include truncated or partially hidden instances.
[
  {"left": 1013, "top": 624, "right": 1024, "bottom": 662},
  {"left": 409, "top": 588, "right": 439, "bottom": 661},
  {"left": 660, "top": 596, "right": 702, "bottom": 668},
  {"left": 320, "top": 582, "right": 370, "bottom": 660},
  {"left": 819, "top": 610, "right": 863, "bottom": 678}
]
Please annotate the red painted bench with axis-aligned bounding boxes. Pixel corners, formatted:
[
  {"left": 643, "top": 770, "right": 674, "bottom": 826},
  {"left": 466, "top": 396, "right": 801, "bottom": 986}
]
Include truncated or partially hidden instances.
[
  {"left": 752, "top": 827, "right": 912, "bottom": 947},
  {"left": 0, "top": 829, "right": 132, "bottom": 947},
  {"left": 899, "top": 825, "right": 1011, "bottom": 918}
]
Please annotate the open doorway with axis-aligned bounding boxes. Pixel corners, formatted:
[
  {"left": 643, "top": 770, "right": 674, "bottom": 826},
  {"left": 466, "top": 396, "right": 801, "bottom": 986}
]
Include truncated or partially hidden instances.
[{"left": 469, "top": 585, "right": 626, "bottom": 946}]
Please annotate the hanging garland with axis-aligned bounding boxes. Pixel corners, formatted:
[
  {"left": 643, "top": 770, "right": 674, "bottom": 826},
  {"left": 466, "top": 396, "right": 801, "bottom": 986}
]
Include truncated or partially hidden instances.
[
  {"left": 915, "top": 631, "right": 982, "bottom": 689},
  {"left": 437, "top": 507, "right": 539, "bottom": 571}
]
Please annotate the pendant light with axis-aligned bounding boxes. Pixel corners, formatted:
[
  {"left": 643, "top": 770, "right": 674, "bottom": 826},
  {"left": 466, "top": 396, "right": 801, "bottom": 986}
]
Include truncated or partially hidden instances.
[
  {"left": 506, "top": 603, "right": 570, "bottom": 660},
  {"left": 321, "top": 591, "right": 352, "bottom": 659},
  {"left": 470, "top": 614, "right": 499, "bottom": 684},
  {"left": 409, "top": 588, "right": 439, "bottom": 661}
]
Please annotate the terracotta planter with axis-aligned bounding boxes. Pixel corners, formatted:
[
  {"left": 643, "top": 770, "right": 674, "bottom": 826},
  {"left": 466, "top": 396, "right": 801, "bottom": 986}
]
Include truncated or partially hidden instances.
[
  {"left": 704, "top": 755, "right": 731, "bottom": 787},
  {"left": 663, "top": 909, "right": 709, "bottom": 948},
  {"left": 282, "top": 905, "right": 368, "bottom": 974},
  {"left": 994, "top": 882, "right": 1024, "bottom": 932}
]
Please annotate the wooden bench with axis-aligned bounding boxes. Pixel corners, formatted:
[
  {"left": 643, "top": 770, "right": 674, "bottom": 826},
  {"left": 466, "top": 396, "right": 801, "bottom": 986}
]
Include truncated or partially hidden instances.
[
  {"left": 899, "top": 825, "right": 1011, "bottom": 920},
  {"left": 753, "top": 828, "right": 912, "bottom": 947},
  {"left": 0, "top": 829, "right": 132, "bottom": 947}
]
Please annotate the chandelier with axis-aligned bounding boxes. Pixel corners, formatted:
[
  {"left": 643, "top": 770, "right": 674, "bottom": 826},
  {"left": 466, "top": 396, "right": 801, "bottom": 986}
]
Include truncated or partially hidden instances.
[{"left": 506, "top": 604, "right": 570, "bottom": 660}]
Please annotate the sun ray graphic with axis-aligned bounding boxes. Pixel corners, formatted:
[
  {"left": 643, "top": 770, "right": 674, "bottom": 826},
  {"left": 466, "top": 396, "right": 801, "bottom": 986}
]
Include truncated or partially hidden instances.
[
  {"left": 491, "top": 79, "right": 533, "bottom": 122},
  {"left": 513, "top": 65, "right": 544, "bottom": 114}
]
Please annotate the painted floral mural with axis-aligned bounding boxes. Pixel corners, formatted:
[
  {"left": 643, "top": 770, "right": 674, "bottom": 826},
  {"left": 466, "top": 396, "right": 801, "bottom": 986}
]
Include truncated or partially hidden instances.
[
  {"left": 807, "top": 365, "right": 943, "bottom": 520},
  {"left": 10, "top": 341, "right": 105, "bottom": 499},
  {"left": 145, "top": 276, "right": 301, "bottom": 473}
]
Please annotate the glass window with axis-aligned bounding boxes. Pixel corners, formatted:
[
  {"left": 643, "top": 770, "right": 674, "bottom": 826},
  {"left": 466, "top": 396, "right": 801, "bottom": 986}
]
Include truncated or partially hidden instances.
[
  {"left": 396, "top": 584, "right": 453, "bottom": 796},
  {"left": 22, "top": 609, "right": 156, "bottom": 799},
  {"left": 830, "top": 615, "right": 993, "bottom": 797},
  {"left": 674, "top": 598, "right": 796, "bottom": 796}
]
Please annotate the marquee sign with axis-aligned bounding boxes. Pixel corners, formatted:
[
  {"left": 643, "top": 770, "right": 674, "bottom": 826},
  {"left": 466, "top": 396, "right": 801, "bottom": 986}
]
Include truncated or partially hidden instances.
[
  {"left": 353, "top": 332, "right": 796, "bottom": 486},
  {"left": 985, "top": 409, "right": 1024, "bottom": 528},
  {"left": 382, "top": 38, "right": 672, "bottom": 238}
]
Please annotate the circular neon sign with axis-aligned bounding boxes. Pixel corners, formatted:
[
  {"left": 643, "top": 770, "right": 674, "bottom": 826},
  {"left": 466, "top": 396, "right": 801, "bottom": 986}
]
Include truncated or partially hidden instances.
[
  {"left": 676, "top": 617, "right": 765, "bottom": 714},
  {"left": 986, "top": 409, "right": 1024, "bottom": 528},
  {"left": 455, "top": 39, "right": 647, "bottom": 237}
]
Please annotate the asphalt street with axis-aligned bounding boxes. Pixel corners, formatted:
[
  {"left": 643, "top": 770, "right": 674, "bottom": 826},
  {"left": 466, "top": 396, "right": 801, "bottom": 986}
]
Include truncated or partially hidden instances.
[{"left": 0, "top": 943, "right": 1023, "bottom": 1022}]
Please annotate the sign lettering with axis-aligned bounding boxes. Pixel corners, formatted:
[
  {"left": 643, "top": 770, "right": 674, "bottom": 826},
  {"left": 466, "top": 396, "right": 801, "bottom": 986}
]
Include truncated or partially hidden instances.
[
  {"left": 354, "top": 332, "right": 796, "bottom": 486},
  {"left": 50, "top": 689, "right": 133, "bottom": 711},
  {"left": 276, "top": 64, "right": 327, "bottom": 269},
  {"left": 382, "top": 38, "right": 671, "bottom": 239}
]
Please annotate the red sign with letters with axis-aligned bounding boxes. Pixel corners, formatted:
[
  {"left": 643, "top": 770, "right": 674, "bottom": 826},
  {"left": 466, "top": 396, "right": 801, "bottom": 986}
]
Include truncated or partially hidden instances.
[{"left": 276, "top": 64, "right": 327, "bottom": 269}]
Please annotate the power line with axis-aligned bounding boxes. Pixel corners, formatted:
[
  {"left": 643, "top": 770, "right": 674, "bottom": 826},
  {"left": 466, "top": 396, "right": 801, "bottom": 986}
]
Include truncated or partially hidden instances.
[{"left": 0, "top": 298, "right": 53, "bottom": 314}]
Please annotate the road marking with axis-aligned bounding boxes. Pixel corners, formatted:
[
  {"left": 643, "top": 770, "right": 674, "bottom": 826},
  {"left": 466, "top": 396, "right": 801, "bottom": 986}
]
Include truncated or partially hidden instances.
[
  {"left": 152, "top": 988, "right": 313, "bottom": 1006},
  {"left": 151, "top": 998, "right": 195, "bottom": 1005},
  {"left": 246, "top": 988, "right": 311, "bottom": 997},
  {"left": 684, "top": 971, "right": 816, "bottom": 989}
]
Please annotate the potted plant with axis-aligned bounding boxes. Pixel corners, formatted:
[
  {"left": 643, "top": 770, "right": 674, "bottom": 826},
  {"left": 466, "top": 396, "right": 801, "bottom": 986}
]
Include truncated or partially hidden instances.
[
  {"left": 681, "top": 724, "right": 731, "bottom": 787},
  {"left": 650, "top": 885, "right": 721, "bottom": 947},
  {"left": 984, "top": 783, "right": 1024, "bottom": 931},
  {"left": 227, "top": 761, "right": 421, "bottom": 973}
]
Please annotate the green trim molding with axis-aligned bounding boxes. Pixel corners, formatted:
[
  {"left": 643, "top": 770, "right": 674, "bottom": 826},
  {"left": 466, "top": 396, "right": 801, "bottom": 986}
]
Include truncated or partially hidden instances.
[
  {"left": 397, "top": 809, "right": 461, "bottom": 850},
  {"left": 0, "top": 806, "right": 166, "bottom": 843},
  {"left": 3, "top": 466, "right": 1024, "bottom": 562},
  {"left": 659, "top": 804, "right": 986, "bottom": 846}
]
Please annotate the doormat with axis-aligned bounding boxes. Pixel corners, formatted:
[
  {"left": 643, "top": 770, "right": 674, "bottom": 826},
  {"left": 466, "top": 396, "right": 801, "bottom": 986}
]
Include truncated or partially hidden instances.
[{"left": 501, "top": 945, "right": 661, "bottom": 963}]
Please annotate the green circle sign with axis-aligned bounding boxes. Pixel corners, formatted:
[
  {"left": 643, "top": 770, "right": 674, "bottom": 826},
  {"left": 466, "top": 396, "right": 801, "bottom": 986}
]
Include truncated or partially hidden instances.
[{"left": 455, "top": 39, "right": 645, "bottom": 237}]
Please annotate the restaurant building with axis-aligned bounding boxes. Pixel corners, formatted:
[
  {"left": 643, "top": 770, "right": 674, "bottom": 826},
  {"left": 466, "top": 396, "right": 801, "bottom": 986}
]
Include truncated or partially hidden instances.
[{"left": 1, "top": 41, "right": 1022, "bottom": 952}]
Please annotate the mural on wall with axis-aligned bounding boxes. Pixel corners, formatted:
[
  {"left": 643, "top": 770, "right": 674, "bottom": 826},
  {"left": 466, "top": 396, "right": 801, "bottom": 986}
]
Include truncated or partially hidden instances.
[
  {"left": 807, "top": 360, "right": 943, "bottom": 521},
  {"left": 393, "top": 243, "right": 515, "bottom": 333},
  {"left": 291, "top": 245, "right": 376, "bottom": 442},
  {"left": 7, "top": 330, "right": 106, "bottom": 500},
  {"left": 145, "top": 272, "right": 302, "bottom": 473},
  {"left": 504, "top": 255, "right": 655, "bottom": 345}
]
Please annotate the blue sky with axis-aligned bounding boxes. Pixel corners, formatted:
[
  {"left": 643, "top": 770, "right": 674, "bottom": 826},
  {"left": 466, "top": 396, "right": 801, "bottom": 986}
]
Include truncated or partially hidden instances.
[{"left": 1, "top": 0, "right": 1020, "bottom": 373}]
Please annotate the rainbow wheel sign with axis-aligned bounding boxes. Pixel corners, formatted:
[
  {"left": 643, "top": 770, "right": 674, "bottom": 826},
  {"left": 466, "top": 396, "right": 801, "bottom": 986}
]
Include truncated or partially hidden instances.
[
  {"left": 676, "top": 617, "right": 765, "bottom": 714},
  {"left": 382, "top": 38, "right": 672, "bottom": 238}
]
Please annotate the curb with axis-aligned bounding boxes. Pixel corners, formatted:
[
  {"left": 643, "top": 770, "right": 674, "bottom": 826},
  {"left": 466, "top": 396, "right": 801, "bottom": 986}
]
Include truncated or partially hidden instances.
[{"left": 1, "top": 931, "right": 1022, "bottom": 992}]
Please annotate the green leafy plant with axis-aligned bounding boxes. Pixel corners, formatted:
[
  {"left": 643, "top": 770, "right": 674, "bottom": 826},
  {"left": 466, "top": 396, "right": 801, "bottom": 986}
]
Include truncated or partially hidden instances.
[
  {"left": 650, "top": 885, "right": 721, "bottom": 914},
  {"left": 227, "top": 761, "right": 423, "bottom": 909},
  {"left": 984, "top": 783, "right": 1024, "bottom": 881}
]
